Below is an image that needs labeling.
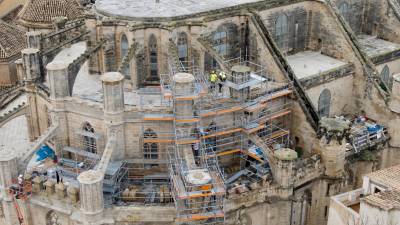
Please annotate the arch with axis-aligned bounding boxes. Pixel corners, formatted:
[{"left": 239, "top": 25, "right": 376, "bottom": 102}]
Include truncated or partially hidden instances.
[
  {"left": 143, "top": 129, "right": 158, "bottom": 159},
  {"left": 275, "top": 14, "right": 289, "bottom": 50},
  {"left": 318, "top": 89, "right": 331, "bottom": 118},
  {"left": 82, "top": 122, "right": 97, "bottom": 154},
  {"left": 177, "top": 32, "right": 188, "bottom": 67},
  {"left": 381, "top": 65, "right": 390, "bottom": 86},
  {"left": 148, "top": 34, "right": 159, "bottom": 82},
  {"left": 338, "top": 2, "right": 350, "bottom": 22}
]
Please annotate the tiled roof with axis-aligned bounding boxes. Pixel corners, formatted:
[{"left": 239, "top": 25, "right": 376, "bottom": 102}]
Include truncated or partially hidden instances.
[
  {"left": 366, "top": 164, "right": 400, "bottom": 190},
  {"left": 0, "top": 21, "right": 26, "bottom": 59},
  {"left": 363, "top": 189, "right": 400, "bottom": 211},
  {"left": 18, "top": 0, "right": 83, "bottom": 27}
]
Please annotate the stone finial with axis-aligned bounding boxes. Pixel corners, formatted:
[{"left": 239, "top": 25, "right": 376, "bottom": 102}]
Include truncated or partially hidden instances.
[
  {"left": 67, "top": 185, "right": 79, "bottom": 203},
  {"left": 32, "top": 176, "right": 43, "bottom": 194},
  {"left": 26, "top": 31, "right": 42, "bottom": 49},
  {"left": 53, "top": 17, "right": 68, "bottom": 31},
  {"left": 274, "top": 148, "right": 298, "bottom": 161},
  {"left": 47, "top": 61, "right": 70, "bottom": 99},
  {"left": 55, "top": 182, "right": 66, "bottom": 199},
  {"left": 44, "top": 180, "right": 55, "bottom": 195},
  {"left": 318, "top": 117, "right": 351, "bottom": 145},
  {"left": 77, "top": 170, "right": 104, "bottom": 214}
]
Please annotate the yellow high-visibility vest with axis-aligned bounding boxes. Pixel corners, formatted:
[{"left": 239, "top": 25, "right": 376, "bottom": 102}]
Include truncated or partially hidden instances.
[{"left": 210, "top": 73, "right": 218, "bottom": 83}]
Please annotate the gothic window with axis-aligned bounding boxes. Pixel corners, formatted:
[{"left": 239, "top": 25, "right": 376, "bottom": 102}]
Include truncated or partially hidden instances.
[
  {"left": 213, "top": 29, "right": 228, "bottom": 57},
  {"left": 339, "top": 2, "right": 350, "bottom": 22},
  {"left": 121, "top": 34, "right": 129, "bottom": 61},
  {"left": 143, "top": 129, "right": 158, "bottom": 159},
  {"left": 120, "top": 34, "right": 131, "bottom": 79},
  {"left": 177, "top": 32, "right": 188, "bottom": 67},
  {"left": 275, "top": 14, "right": 289, "bottom": 50},
  {"left": 381, "top": 65, "right": 390, "bottom": 87},
  {"left": 318, "top": 89, "right": 331, "bottom": 118},
  {"left": 148, "top": 35, "right": 159, "bottom": 81},
  {"left": 82, "top": 122, "right": 97, "bottom": 154}
]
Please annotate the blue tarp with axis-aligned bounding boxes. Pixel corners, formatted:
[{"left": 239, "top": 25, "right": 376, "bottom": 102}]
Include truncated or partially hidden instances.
[{"left": 35, "top": 145, "right": 55, "bottom": 161}]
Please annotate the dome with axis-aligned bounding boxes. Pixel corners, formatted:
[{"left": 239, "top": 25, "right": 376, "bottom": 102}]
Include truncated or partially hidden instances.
[{"left": 18, "top": 0, "right": 84, "bottom": 29}]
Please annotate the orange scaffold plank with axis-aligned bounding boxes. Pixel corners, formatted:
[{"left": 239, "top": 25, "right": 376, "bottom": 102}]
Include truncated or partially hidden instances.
[
  {"left": 202, "top": 128, "right": 243, "bottom": 139},
  {"left": 176, "top": 212, "right": 225, "bottom": 222},
  {"left": 200, "top": 106, "right": 243, "bottom": 117}
]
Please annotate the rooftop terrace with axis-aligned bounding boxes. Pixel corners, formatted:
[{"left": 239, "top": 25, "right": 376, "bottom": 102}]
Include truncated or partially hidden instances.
[
  {"left": 357, "top": 35, "right": 400, "bottom": 59},
  {"left": 286, "top": 51, "right": 348, "bottom": 80}
]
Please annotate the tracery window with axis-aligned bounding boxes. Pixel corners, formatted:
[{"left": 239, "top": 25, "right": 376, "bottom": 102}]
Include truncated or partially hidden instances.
[
  {"left": 213, "top": 29, "right": 228, "bottom": 56},
  {"left": 381, "top": 65, "right": 390, "bottom": 87},
  {"left": 82, "top": 122, "right": 97, "bottom": 154},
  {"left": 149, "top": 35, "right": 159, "bottom": 81},
  {"left": 143, "top": 129, "right": 158, "bottom": 159},
  {"left": 120, "top": 34, "right": 131, "bottom": 79}
]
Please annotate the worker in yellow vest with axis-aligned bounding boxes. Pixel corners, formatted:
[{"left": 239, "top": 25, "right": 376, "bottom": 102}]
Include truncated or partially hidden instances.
[
  {"left": 218, "top": 71, "right": 227, "bottom": 93},
  {"left": 209, "top": 70, "right": 218, "bottom": 91}
]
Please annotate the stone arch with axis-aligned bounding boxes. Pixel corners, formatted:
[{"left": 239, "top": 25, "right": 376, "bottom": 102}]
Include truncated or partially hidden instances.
[
  {"left": 338, "top": 2, "right": 351, "bottom": 23},
  {"left": 275, "top": 14, "right": 289, "bottom": 50},
  {"left": 46, "top": 210, "right": 60, "bottom": 225},
  {"left": 120, "top": 33, "right": 131, "bottom": 79},
  {"left": 318, "top": 89, "right": 331, "bottom": 118},
  {"left": 177, "top": 32, "right": 188, "bottom": 67},
  {"left": 148, "top": 34, "right": 159, "bottom": 82},
  {"left": 143, "top": 129, "right": 158, "bottom": 159},
  {"left": 82, "top": 122, "right": 97, "bottom": 154}
]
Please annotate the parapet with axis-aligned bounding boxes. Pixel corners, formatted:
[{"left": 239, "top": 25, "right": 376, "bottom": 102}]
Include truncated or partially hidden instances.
[{"left": 100, "top": 72, "right": 124, "bottom": 85}]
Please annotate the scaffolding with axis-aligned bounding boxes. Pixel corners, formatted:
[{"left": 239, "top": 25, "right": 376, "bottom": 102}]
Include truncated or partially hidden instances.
[{"left": 158, "top": 56, "right": 293, "bottom": 223}]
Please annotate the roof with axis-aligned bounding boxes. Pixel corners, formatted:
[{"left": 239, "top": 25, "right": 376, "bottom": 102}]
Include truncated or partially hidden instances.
[
  {"left": 0, "top": 21, "right": 26, "bottom": 59},
  {"left": 363, "top": 189, "right": 400, "bottom": 211},
  {"left": 366, "top": 164, "right": 400, "bottom": 190},
  {"left": 18, "top": 0, "right": 83, "bottom": 28},
  {"left": 95, "top": 0, "right": 263, "bottom": 19}
]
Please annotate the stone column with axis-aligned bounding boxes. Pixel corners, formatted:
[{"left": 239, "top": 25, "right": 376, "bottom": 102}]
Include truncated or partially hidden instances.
[
  {"left": 77, "top": 170, "right": 104, "bottom": 215},
  {"left": 101, "top": 72, "right": 126, "bottom": 160},
  {"left": 0, "top": 150, "right": 20, "bottom": 225},
  {"left": 26, "top": 31, "right": 42, "bottom": 49},
  {"left": 46, "top": 62, "right": 70, "bottom": 154},
  {"left": 318, "top": 118, "right": 350, "bottom": 178},
  {"left": 173, "top": 73, "right": 197, "bottom": 168},
  {"left": 22, "top": 48, "right": 41, "bottom": 81},
  {"left": 274, "top": 148, "right": 297, "bottom": 188}
]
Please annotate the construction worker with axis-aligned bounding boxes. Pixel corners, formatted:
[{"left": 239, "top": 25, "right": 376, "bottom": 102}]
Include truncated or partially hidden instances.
[
  {"left": 209, "top": 70, "right": 218, "bottom": 91},
  {"left": 218, "top": 71, "right": 227, "bottom": 93}
]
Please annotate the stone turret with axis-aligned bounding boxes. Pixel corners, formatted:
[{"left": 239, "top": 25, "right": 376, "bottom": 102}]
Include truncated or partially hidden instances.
[
  {"left": 101, "top": 72, "right": 126, "bottom": 160},
  {"left": 21, "top": 48, "right": 41, "bottom": 81},
  {"left": 318, "top": 117, "right": 351, "bottom": 178},
  {"left": 274, "top": 148, "right": 298, "bottom": 188},
  {"left": 77, "top": 170, "right": 104, "bottom": 215},
  {"left": 47, "top": 62, "right": 70, "bottom": 99}
]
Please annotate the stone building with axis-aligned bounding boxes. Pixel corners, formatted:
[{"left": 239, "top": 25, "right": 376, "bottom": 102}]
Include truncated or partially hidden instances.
[
  {"left": 0, "top": 0, "right": 399, "bottom": 225},
  {"left": 328, "top": 164, "right": 400, "bottom": 225}
]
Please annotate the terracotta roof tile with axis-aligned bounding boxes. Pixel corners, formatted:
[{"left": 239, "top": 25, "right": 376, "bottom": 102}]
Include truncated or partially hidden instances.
[
  {"left": 366, "top": 164, "right": 400, "bottom": 190},
  {"left": 19, "top": 0, "right": 83, "bottom": 27},
  {"left": 0, "top": 21, "right": 26, "bottom": 59},
  {"left": 363, "top": 189, "right": 400, "bottom": 211}
]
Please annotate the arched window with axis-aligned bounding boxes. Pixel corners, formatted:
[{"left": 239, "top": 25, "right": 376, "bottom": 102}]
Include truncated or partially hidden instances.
[
  {"left": 82, "top": 122, "right": 97, "bottom": 154},
  {"left": 275, "top": 14, "right": 288, "bottom": 50},
  {"left": 120, "top": 34, "right": 131, "bottom": 79},
  {"left": 381, "top": 65, "right": 390, "bottom": 86},
  {"left": 148, "top": 35, "right": 158, "bottom": 81},
  {"left": 318, "top": 89, "right": 331, "bottom": 118},
  {"left": 177, "top": 32, "right": 188, "bottom": 67},
  {"left": 120, "top": 34, "right": 129, "bottom": 62},
  {"left": 213, "top": 28, "right": 228, "bottom": 57},
  {"left": 339, "top": 2, "right": 350, "bottom": 22},
  {"left": 143, "top": 129, "right": 158, "bottom": 159}
]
